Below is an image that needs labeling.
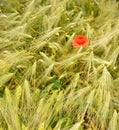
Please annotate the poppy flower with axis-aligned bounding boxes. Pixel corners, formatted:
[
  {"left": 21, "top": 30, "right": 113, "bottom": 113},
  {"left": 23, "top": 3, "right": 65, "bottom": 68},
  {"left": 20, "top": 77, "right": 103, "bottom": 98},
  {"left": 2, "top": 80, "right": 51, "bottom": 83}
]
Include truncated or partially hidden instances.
[{"left": 72, "top": 35, "right": 88, "bottom": 48}]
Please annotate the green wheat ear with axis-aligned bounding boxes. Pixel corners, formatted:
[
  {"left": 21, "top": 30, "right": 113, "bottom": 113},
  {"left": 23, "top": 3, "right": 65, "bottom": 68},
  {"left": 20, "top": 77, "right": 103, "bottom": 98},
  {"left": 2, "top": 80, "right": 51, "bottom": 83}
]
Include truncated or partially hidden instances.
[{"left": 0, "top": 73, "right": 14, "bottom": 88}]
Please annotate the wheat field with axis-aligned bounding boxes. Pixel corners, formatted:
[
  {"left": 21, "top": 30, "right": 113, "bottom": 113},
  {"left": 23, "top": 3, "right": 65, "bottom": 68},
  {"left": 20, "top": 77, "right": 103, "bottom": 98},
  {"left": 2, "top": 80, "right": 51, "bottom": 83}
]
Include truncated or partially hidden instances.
[{"left": 0, "top": 0, "right": 119, "bottom": 130}]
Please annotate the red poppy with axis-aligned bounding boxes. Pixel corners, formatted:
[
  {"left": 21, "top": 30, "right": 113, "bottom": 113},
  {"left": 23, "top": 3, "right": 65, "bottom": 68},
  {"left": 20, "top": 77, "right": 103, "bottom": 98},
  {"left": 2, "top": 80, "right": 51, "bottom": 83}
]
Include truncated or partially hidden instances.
[{"left": 72, "top": 35, "right": 88, "bottom": 48}]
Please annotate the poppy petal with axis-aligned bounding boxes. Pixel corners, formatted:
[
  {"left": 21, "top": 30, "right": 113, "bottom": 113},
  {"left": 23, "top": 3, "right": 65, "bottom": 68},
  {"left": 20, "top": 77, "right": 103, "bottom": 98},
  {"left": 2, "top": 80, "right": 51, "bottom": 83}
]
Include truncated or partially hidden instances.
[{"left": 72, "top": 35, "right": 88, "bottom": 48}]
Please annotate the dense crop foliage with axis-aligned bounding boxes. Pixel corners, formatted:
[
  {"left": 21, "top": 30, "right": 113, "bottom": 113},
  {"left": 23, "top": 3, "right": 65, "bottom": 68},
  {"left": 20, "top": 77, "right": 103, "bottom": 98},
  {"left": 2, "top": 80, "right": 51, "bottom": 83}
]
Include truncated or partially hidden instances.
[{"left": 0, "top": 0, "right": 119, "bottom": 129}]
